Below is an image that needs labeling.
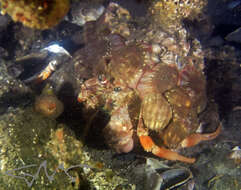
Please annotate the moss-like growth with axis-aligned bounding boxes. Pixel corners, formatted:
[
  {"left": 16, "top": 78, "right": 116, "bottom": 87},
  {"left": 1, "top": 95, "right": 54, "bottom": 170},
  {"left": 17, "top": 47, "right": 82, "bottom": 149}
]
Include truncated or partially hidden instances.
[{"left": 0, "top": 0, "right": 70, "bottom": 29}]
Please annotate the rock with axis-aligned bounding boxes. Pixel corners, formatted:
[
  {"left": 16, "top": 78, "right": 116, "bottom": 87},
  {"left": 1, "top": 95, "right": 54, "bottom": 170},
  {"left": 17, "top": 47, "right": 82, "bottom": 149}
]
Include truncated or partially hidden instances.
[{"left": 225, "top": 27, "right": 241, "bottom": 43}]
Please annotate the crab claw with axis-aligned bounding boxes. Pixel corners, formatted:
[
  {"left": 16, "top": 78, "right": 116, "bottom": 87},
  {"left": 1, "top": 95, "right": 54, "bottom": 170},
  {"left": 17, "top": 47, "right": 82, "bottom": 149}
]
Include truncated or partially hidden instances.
[
  {"left": 37, "top": 69, "right": 53, "bottom": 81},
  {"left": 181, "top": 123, "right": 221, "bottom": 148},
  {"left": 137, "top": 117, "right": 196, "bottom": 164},
  {"left": 103, "top": 105, "right": 134, "bottom": 153}
]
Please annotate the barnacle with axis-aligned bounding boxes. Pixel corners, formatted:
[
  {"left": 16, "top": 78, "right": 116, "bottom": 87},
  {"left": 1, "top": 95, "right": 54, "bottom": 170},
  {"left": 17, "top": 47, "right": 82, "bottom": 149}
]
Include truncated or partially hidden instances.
[{"left": 0, "top": 0, "right": 70, "bottom": 29}]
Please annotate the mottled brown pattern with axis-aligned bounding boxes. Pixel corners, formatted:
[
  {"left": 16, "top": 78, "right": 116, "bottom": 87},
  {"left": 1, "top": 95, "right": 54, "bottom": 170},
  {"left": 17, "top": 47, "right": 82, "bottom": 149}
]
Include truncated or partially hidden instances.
[{"left": 75, "top": 3, "right": 219, "bottom": 162}]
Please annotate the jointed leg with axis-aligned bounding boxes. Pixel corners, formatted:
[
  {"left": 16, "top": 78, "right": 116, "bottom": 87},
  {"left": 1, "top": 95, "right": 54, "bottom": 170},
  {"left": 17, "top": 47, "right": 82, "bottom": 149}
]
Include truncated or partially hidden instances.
[
  {"left": 137, "top": 116, "right": 196, "bottom": 163},
  {"left": 181, "top": 123, "right": 221, "bottom": 148}
]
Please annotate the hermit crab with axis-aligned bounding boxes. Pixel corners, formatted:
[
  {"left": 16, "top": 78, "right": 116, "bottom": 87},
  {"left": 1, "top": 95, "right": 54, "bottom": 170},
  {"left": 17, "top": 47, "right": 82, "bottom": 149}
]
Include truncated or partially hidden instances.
[
  {"left": 30, "top": 3, "right": 221, "bottom": 163},
  {"left": 77, "top": 33, "right": 221, "bottom": 163}
]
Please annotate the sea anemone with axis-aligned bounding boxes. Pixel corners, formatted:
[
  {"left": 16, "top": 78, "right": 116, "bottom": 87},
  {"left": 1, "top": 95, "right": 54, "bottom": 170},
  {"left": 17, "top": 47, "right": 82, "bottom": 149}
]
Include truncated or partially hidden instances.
[{"left": 35, "top": 84, "right": 64, "bottom": 119}]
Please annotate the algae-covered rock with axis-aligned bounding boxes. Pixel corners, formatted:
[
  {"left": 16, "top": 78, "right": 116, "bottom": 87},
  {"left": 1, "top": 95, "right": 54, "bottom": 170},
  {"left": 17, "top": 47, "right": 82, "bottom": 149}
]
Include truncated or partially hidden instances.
[
  {"left": 1, "top": 1, "right": 241, "bottom": 189},
  {"left": 0, "top": 60, "right": 134, "bottom": 189},
  {"left": 0, "top": 0, "right": 70, "bottom": 29},
  {"left": 148, "top": 0, "right": 207, "bottom": 31},
  {"left": 0, "top": 106, "right": 134, "bottom": 189}
]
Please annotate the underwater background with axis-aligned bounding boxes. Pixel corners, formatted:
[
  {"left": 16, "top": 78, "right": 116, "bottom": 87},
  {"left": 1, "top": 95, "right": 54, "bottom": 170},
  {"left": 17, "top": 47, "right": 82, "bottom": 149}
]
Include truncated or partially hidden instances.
[{"left": 0, "top": 0, "right": 240, "bottom": 189}]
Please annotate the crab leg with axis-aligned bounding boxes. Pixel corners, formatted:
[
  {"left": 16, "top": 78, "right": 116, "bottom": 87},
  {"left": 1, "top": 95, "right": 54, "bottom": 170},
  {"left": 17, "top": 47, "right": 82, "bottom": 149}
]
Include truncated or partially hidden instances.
[
  {"left": 137, "top": 116, "right": 196, "bottom": 164},
  {"left": 181, "top": 123, "right": 221, "bottom": 148},
  {"left": 36, "top": 59, "right": 60, "bottom": 81}
]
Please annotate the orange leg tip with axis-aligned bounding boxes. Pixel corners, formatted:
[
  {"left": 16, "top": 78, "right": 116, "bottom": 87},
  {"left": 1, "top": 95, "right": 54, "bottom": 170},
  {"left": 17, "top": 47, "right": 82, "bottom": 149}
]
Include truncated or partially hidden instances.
[
  {"left": 153, "top": 146, "right": 196, "bottom": 163},
  {"left": 77, "top": 95, "right": 85, "bottom": 103},
  {"left": 77, "top": 97, "right": 82, "bottom": 103},
  {"left": 181, "top": 123, "right": 222, "bottom": 148},
  {"left": 38, "top": 70, "right": 51, "bottom": 81},
  {"left": 42, "top": 72, "right": 51, "bottom": 80}
]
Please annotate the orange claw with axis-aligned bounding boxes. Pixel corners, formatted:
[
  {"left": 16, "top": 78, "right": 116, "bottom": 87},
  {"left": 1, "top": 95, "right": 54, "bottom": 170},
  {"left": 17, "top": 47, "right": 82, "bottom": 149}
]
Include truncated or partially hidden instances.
[
  {"left": 137, "top": 111, "right": 195, "bottom": 163},
  {"left": 139, "top": 135, "right": 196, "bottom": 163},
  {"left": 38, "top": 70, "right": 52, "bottom": 81},
  {"left": 181, "top": 123, "right": 221, "bottom": 148}
]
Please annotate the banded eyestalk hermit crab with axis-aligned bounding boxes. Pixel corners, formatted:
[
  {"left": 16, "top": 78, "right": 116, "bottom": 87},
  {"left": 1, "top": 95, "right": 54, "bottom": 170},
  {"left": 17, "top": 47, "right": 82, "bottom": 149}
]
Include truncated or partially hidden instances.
[
  {"left": 77, "top": 32, "right": 221, "bottom": 163},
  {"left": 32, "top": 3, "right": 220, "bottom": 163}
]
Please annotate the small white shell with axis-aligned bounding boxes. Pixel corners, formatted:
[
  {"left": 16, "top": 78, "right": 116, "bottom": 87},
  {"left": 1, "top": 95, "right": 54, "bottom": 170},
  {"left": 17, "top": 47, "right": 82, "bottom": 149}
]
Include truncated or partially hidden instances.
[
  {"left": 152, "top": 44, "right": 161, "bottom": 54},
  {"left": 229, "top": 146, "right": 241, "bottom": 161}
]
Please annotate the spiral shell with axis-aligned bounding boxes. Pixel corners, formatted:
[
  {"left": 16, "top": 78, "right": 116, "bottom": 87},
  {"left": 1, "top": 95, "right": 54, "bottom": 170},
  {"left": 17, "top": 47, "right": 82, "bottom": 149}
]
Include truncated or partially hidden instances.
[
  {"left": 163, "top": 87, "right": 199, "bottom": 148},
  {"left": 179, "top": 66, "right": 207, "bottom": 113},
  {"left": 108, "top": 45, "right": 144, "bottom": 88},
  {"left": 153, "top": 64, "right": 179, "bottom": 93}
]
